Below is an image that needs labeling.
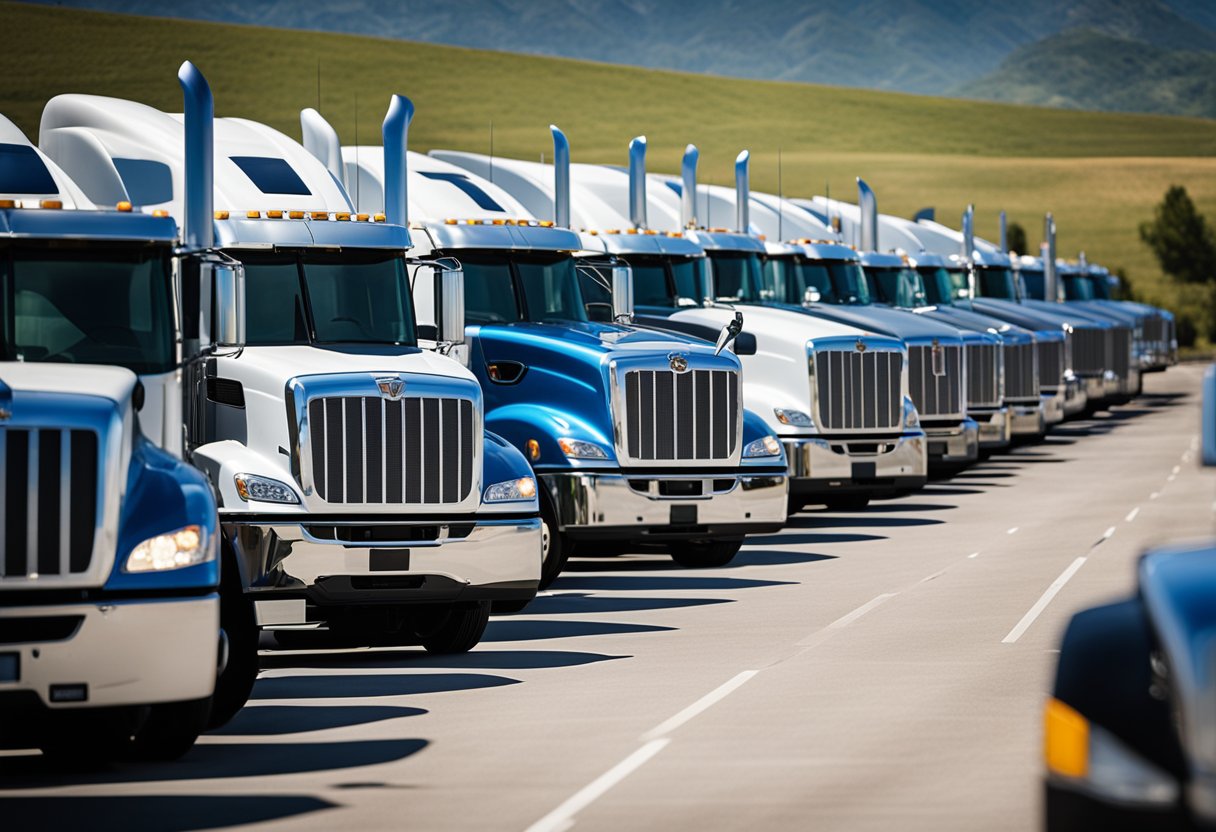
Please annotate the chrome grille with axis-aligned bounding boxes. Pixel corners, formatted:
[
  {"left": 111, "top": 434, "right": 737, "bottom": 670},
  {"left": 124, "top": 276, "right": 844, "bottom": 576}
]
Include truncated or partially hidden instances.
[
  {"left": 813, "top": 348, "right": 903, "bottom": 431},
  {"left": 1072, "top": 326, "right": 1106, "bottom": 376},
  {"left": 1004, "top": 342, "right": 1038, "bottom": 401},
  {"left": 307, "top": 396, "right": 475, "bottom": 504},
  {"left": 1037, "top": 339, "right": 1065, "bottom": 388},
  {"left": 965, "top": 343, "right": 1001, "bottom": 408},
  {"left": 1, "top": 428, "right": 99, "bottom": 578},
  {"left": 908, "top": 343, "right": 963, "bottom": 418},
  {"left": 624, "top": 369, "right": 739, "bottom": 461},
  {"left": 1111, "top": 326, "right": 1132, "bottom": 380}
]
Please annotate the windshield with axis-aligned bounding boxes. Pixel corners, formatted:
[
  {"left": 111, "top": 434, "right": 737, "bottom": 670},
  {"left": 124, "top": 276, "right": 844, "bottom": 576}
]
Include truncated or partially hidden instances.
[
  {"left": 975, "top": 267, "right": 1018, "bottom": 300},
  {"left": 1019, "top": 270, "right": 1046, "bottom": 301},
  {"left": 458, "top": 250, "right": 587, "bottom": 325},
  {"left": 0, "top": 241, "right": 175, "bottom": 373},
  {"left": 1091, "top": 276, "right": 1114, "bottom": 300},
  {"left": 917, "top": 267, "right": 958, "bottom": 306},
  {"left": 1063, "top": 275, "right": 1095, "bottom": 301},
  {"left": 762, "top": 257, "right": 871, "bottom": 305},
  {"left": 238, "top": 249, "right": 416, "bottom": 346},
  {"left": 865, "top": 266, "right": 926, "bottom": 308},
  {"left": 708, "top": 252, "right": 765, "bottom": 303},
  {"left": 626, "top": 255, "right": 707, "bottom": 309}
]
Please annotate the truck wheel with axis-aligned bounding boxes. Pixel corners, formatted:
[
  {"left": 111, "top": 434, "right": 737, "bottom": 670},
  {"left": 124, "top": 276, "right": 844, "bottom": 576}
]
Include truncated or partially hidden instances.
[
  {"left": 669, "top": 539, "right": 743, "bottom": 568},
  {"left": 416, "top": 602, "right": 491, "bottom": 653},
  {"left": 207, "top": 543, "right": 259, "bottom": 730},
  {"left": 539, "top": 493, "right": 572, "bottom": 590},
  {"left": 824, "top": 495, "right": 870, "bottom": 511},
  {"left": 128, "top": 697, "right": 211, "bottom": 761}
]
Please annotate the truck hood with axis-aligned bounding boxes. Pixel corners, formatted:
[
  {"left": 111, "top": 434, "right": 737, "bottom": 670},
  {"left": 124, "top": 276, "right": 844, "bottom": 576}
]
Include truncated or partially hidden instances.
[
  {"left": 0, "top": 362, "right": 137, "bottom": 405},
  {"left": 799, "top": 302, "right": 966, "bottom": 343},
  {"left": 472, "top": 320, "right": 735, "bottom": 361},
  {"left": 226, "top": 344, "right": 478, "bottom": 385}
]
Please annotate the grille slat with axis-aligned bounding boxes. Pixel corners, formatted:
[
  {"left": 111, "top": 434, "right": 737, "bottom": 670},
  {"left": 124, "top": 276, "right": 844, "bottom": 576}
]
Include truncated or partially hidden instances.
[
  {"left": 1003, "top": 342, "right": 1039, "bottom": 401},
  {"left": 814, "top": 348, "right": 903, "bottom": 431},
  {"left": 1037, "top": 339, "right": 1065, "bottom": 388},
  {"left": 1072, "top": 327, "right": 1105, "bottom": 376},
  {"left": 908, "top": 343, "right": 964, "bottom": 419},
  {"left": 309, "top": 396, "right": 474, "bottom": 505},
  {"left": 0, "top": 427, "right": 98, "bottom": 580},
  {"left": 623, "top": 369, "right": 739, "bottom": 462},
  {"left": 1111, "top": 327, "right": 1132, "bottom": 380},
  {"left": 966, "top": 343, "right": 1000, "bottom": 408}
]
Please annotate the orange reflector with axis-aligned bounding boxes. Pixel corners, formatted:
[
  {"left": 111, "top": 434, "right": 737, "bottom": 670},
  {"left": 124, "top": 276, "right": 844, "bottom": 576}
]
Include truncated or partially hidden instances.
[
  {"left": 288, "top": 211, "right": 305, "bottom": 220},
  {"left": 356, "top": 213, "right": 369, "bottom": 222},
  {"left": 214, "top": 210, "right": 229, "bottom": 220},
  {"left": 267, "top": 210, "right": 283, "bottom": 219},
  {"left": 444, "top": 218, "right": 458, "bottom": 225},
  {"left": 492, "top": 218, "right": 506, "bottom": 225},
  {"left": 1044, "top": 698, "right": 1089, "bottom": 779},
  {"left": 335, "top": 212, "right": 351, "bottom": 221},
  {"left": 373, "top": 213, "right": 386, "bottom": 223},
  {"left": 152, "top": 209, "right": 170, "bottom": 218},
  {"left": 310, "top": 211, "right": 328, "bottom": 221},
  {"left": 539, "top": 220, "right": 554, "bottom": 227},
  {"left": 40, "top": 199, "right": 63, "bottom": 210},
  {"left": 116, "top": 201, "right": 133, "bottom": 212},
  {"left": 246, "top": 210, "right": 261, "bottom": 219},
  {"left": 526, "top": 439, "right": 540, "bottom": 461},
  {"left": 0, "top": 199, "right": 17, "bottom": 209}
]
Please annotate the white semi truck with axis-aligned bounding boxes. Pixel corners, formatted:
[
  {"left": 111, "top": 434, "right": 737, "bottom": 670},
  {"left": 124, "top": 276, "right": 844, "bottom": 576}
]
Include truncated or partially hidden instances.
[{"left": 41, "top": 66, "right": 543, "bottom": 708}]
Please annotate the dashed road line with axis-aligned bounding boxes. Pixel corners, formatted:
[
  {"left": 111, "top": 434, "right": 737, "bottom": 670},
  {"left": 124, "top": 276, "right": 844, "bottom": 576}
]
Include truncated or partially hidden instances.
[
  {"left": 967, "top": 551, "right": 981, "bottom": 559},
  {"left": 641, "top": 671, "right": 758, "bottom": 742},
  {"left": 1007, "top": 526, "right": 1020, "bottom": 535},
  {"left": 1151, "top": 492, "right": 1160, "bottom": 500},
  {"left": 1002, "top": 557, "right": 1088, "bottom": 644},
  {"left": 828, "top": 593, "right": 898, "bottom": 629},
  {"left": 1125, "top": 507, "right": 1140, "bottom": 523},
  {"left": 1096, "top": 526, "right": 1116, "bottom": 545},
  {"left": 1172, "top": 465, "right": 1181, "bottom": 475},
  {"left": 525, "top": 739, "right": 671, "bottom": 832}
]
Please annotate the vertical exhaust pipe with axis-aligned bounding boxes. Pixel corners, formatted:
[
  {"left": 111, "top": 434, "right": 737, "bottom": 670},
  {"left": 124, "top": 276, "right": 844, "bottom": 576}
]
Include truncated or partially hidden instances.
[
  {"left": 550, "top": 125, "right": 570, "bottom": 228},
  {"left": 681, "top": 144, "right": 699, "bottom": 229},
  {"left": 734, "top": 150, "right": 750, "bottom": 234},
  {"left": 382, "top": 94, "right": 413, "bottom": 227},
  {"left": 962, "top": 204, "right": 975, "bottom": 264},
  {"left": 301, "top": 107, "right": 346, "bottom": 191},
  {"left": 857, "top": 177, "right": 877, "bottom": 253},
  {"left": 1044, "top": 212, "right": 1058, "bottom": 302},
  {"left": 178, "top": 61, "right": 213, "bottom": 251},
  {"left": 628, "top": 135, "right": 647, "bottom": 230},
  {"left": 999, "top": 209, "right": 1008, "bottom": 253}
]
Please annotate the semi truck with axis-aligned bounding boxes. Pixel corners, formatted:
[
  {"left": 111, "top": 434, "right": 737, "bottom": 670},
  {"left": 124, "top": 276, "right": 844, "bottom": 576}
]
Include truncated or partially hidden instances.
[
  {"left": 304, "top": 108, "right": 789, "bottom": 578},
  {"left": 433, "top": 136, "right": 926, "bottom": 513},
  {"left": 41, "top": 65, "right": 542, "bottom": 709},
  {"left": 0, "top": 111, "right": 223, "bottom": 759}
]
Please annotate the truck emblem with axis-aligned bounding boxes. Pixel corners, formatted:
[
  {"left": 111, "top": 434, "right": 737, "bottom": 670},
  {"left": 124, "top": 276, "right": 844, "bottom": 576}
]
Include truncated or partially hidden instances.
[
  {"left": 668, "top": 353, "right": 689, "bottom": 373},
  {"left": 855, "top": 339, "right": 867, "bottom": 353},
  {"left": 375, "top": 375, "right": 406, "bottom": 400},
  {"left": 931, "top": 339, "right": 946, "bottom": 377}
]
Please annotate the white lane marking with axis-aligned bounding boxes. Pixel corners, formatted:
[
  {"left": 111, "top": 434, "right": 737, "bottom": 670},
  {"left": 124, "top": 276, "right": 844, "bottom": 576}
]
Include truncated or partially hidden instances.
[
  {"left": 1151, "top": 492, "right": 1160, "bottom": 500},
  {"left": 1007, "top": 526, "right": 1020, "bottom": 535},
  {"left": 1102, "top": 526, "right": 1116, "bottom": 541},
  {"left": 921, "top": 568, "right": 949, "bottom": 583},
  {"left": 1172, "top": 465, "right": 1181, "bottom": 475},
  {"left": 829, "top": 593, "right": 897, "bottom": 629},
  {"left": 525, "top": 739, "right": 670, "bottom": 832},
  {"left": 641, "top": 671, "right": 758, "bottom": 742},
  {"left": 1125, "top": 507, "right": 1140, "bottom": 523},
  {"left": 1002, "top": 557, "right": 1088, "bottom": 644},
  {"left": 1168, "top": 474, "right": 1177, "bottom": 482},
  {"left": 968, "top": 551, "right": 981, "bottom": 559}
]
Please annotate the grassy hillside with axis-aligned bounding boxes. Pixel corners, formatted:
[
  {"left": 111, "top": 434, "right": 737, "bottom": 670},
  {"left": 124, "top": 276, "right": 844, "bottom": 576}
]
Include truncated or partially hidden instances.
[{"left": 3, "top": 1, "right": 1216, "bottom": 332}]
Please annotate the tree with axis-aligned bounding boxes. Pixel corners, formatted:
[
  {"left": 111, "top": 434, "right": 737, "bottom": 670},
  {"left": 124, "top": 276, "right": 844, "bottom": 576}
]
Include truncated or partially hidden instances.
[
  {"left": 1006, "top": 221, "right": 1028, "bottom": 256},
  {"left": 1140, "top": 186, "right": 1216, "bottom": 287}
]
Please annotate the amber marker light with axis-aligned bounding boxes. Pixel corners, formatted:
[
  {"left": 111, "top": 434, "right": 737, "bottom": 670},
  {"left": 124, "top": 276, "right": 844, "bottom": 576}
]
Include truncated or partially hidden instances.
[
  {"left": 1043, "top": 697, "right": 1089, "bottom": 779},
  {"left": 527, "top": 439, "right": 541, "bottom": 461}
]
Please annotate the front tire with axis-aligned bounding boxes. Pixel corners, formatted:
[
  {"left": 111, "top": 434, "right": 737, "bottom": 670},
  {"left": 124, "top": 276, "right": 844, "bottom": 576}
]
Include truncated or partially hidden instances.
[
  {"left": 416, "top": 602, "right": 491, "bottom": 653},
  {"left": 207, "top": 541, "right": 259, "bottom": 730},
  {"left": 669, "top": 539, "right": 743, "bottom": 568},
  {"left": 824, "top": 494, "right": 870, "bottom": 511},
  {"left": 539, "top": 492, "right": 572, "bottom": 590}
]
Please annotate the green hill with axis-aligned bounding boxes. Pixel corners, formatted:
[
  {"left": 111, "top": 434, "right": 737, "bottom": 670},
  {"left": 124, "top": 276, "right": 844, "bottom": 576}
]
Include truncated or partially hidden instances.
[{"left": 2, "top": 1, "right": 1216, "bottom": 335}]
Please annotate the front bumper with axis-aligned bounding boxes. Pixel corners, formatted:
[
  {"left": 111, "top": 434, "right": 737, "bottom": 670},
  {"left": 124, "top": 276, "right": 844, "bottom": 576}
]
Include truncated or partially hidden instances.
[
  {"left": 1061, "top": 378, "right": 1088, "bottom": 417},
  {"left": 782, "top": 432, "right": 927, "bottom": 498},
  {"left": 925, "top": 419, "right": 979, "bottom": 465},
  {"left": 1008, "top": 402, "right": 1045, "bottom": 436},
  {"left": 1041, "top": 390, "right": 1065, "bottom": 425},
  {"left": 541, "top": 470, "right": 788, "bottom": 541},
  {"left": 971, "top": 407, "right": 1011, "bottom": 448},
  {"left": 0, "top": 594, "right": 219, "bottom": 710},
  {"left": 226, "top": 516, "right": 542, "bottom": 621},
  {"left": 1081, "top": 375, "right": 1107, "bottom": 404}
]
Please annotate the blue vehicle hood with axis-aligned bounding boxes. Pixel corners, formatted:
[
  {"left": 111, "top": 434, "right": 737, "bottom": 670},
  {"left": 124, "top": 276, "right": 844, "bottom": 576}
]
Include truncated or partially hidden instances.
[
  {"left": 916, "top": 306, "right": 1034, "bottom": 342},
  {"left": 472, "top": 320, "right": 713, "bottom": 356},
  {"left": 972, "top": 298, "right": 1083, "bottom": 331}
]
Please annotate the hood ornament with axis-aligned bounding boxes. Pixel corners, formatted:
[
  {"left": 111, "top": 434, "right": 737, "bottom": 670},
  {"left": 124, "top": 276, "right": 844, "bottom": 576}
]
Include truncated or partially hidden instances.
[
  {"left": 375, "top": 375, "right": 406, "bottom": 400},
  {"left": 855, "top": 339, "right": 867, "bottom": 353},
  {"left": 668, "top": 353, "right": 690, "bottom": 373}
]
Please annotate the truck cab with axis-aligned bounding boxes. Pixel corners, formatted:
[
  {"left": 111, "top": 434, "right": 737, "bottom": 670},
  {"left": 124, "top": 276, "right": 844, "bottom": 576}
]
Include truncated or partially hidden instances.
[
  {"left": 435, "top": 138, "right": 925, "bottom": 513},
  {"left": 41, "top": 69, "right": 541, "bottom": 669},
  {"left": 0, "top": 112, "right": 221, "bottom": 760},
  {"left": 315, "top": 110, "right": 788, "bottom": 579}
]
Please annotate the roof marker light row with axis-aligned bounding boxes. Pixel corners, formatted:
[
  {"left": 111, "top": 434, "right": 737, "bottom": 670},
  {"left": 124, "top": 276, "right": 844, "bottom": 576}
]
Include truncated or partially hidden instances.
[{"left": 214, "top": 210, "right": 386, "bottom": 222}]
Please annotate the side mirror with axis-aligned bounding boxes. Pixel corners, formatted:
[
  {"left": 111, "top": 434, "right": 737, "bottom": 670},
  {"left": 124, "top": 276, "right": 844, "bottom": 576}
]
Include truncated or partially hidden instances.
[
  {"left": 803, "top": 286, "right": 821, "bottom": 305},
  {"left": 211, "top": 260, "right": 245, "bottom": 350},
  {"left": 714, "top": 311, "right": 744, "bottom": 356},
  {"left": 612, "top": 265, "right": 635, "bottom": 323},
  {"left": 956, "top": 287, "right": 971, "bottom": 300},
  {"left": 435, "top": 265, "right": 466, "bottom": 346},
  {"left": 1203, "top": 365, "right": 1216, "bottom": 467}
]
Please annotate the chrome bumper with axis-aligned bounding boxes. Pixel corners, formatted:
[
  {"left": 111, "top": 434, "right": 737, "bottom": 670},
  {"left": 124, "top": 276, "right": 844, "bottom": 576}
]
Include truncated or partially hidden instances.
[
  {"left": 540, "top": 470, "right": 788, "bottom": 539},
  {"left": 926, "top": 418, "right": 979, "bottom": 464},
  {"left": 1061, "top": 377, "right": 1088, "bottom": 417},
  {"left": 227, "top": 516, "right": 542, "bottom": 621},
  {"left": 1082, "top": 376, "right": 1107, "bottom": 403},
  {"left": 0, "top": 595, "right": 219, "bottom": 709},
  {"left": 1009, "top": 402, "right": 1045, "bottom": 436},
  {"left": 782, "top": 432, "right": 927, "bottom": 496},
  {"left": 1041, "top": 390, "right": 1066, "bottom": 425},
  {"left": 972, "top": 407, "right": 1011, "bottom": 448}
]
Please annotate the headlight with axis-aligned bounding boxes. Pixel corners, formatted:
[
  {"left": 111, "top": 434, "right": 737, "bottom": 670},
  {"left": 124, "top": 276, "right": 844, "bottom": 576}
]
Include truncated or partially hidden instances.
[
  {"left": 1044, "top": 697, "right": 1178, "bottom": 805},
  {"left": 773, "top": 408, "right": 813, "bottom": 427},
  {"left": 234, "top": 473, "right": 300, "bottom": 504},
  {"left": 557, "top": 438, "right": 609, "bottom": 459},
  {"left": 484, "top": 476, "right": 537, "bottom": 502},
  {"left": 124, "top": 525, "right": 211, "bottom": 573},
  {"left": 743, "top": 436, "right": 782, "bottom": 458}
]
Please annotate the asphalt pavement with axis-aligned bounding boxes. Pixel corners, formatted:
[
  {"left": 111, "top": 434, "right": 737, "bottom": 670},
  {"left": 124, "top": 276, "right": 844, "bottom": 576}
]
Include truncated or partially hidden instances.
[{"left": 2, "top": 364, "right": 1211, "bottom": 832}]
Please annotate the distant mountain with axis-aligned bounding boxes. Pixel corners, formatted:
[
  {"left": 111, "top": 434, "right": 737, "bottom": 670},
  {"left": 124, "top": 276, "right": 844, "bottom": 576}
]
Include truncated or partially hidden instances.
[
  {"left": 959, "top": 29, "right": 1216, "bottom": 119},
  {"left": 11, "top": 0, "right": 1216, "bottom": 116}
]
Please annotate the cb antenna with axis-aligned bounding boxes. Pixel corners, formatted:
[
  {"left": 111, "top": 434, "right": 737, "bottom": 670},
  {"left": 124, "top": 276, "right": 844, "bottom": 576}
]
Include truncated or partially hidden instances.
[
  {"left": 489, "top": 120, "right": 494, "bottom": 184},
  {"left": 354, "top": 93, "right": 359, "bottom": 210},
  {"left": 316, "top": 59, "right": 320, "bottom": 111},
  {"left": 777, "top": 146, "right": 783, "bottom": 242}
]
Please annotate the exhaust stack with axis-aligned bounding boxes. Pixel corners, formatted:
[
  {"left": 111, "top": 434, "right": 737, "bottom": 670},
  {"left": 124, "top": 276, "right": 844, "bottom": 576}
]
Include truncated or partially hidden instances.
[
  {"left": 857, "top": 178, "right": 878, "bottom": 253},
  {"left": 681, "top": 144, "right": 699, "bottom": 228},
  {"left": 177, "top": 61, "right": 213, "bottom": 251},
  {"left": 999, "top": 209, "right": 1008, "bottom": 253},
  {"left": 382, "top": 95, "right": 414, "bottom": 227},
  {"left": 550, "top": 125, "right": 570, "bottom": 228},
  {"left": 628, "top": 136, "right": 647, "bottom": 229},
  {"left": 1044, "top": 212, "right": 1058, "bottom": 302},
  {"left": 301, "top": 107, "right": 346, "bottom": 190},
  {"left": 735, "top": 150, "right": 750, "bottom": 234}
]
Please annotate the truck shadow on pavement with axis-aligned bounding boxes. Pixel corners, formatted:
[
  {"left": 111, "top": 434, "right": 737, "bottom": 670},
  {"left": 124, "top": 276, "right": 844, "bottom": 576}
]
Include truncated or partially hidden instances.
[
  {"left": 0, "top": 795, "right": 337, "bottom": 832},
  {"left": 211, "top": 704, "right": 426, "bottom": 736},
  {"left": 258, "top": 649, "right": 626, "bottom": 672},
  {"left": 483, "top": 619, "right": 677, "bottom": 641},
  {"left": 250, "top": 672, "right": 519, "bottom": 699},
  {"left": 519, "top": 593, "right": 734, "bottom": 615},
  {"left": 551, "top": 576, "right": 795, "bottom": 591}
]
